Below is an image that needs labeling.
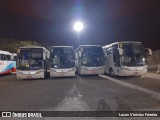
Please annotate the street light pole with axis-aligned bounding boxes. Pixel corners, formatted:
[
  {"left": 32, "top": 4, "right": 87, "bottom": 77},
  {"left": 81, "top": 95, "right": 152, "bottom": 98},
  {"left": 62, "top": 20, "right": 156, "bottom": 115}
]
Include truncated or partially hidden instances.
[{"left": 77, "top": 31, "right": 80, "bottom": 45}]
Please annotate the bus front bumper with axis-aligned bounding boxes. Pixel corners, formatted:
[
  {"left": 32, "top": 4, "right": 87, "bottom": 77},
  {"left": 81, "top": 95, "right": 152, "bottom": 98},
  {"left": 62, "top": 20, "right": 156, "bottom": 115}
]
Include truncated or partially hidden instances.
[
  {"left": 50, "top": 68, "right": 75, "bottom": 77},
  {"left": 16, "top": 70, "right": 45, "bottom": 79},
  {"left": 119, "top": 67, "right": 147, "bottom": 76},
  {"left": 80, "top": 66, "right": 104, "bottom": 75}
]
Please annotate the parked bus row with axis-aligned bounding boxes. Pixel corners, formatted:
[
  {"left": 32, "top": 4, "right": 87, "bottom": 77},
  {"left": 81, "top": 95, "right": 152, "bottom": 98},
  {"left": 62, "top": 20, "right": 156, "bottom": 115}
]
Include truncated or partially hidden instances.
[
  {"left": 15, "top": 45, "right": 104, "bottom": 79},
  {"left": 0, "top": 41, "right": 152, "bottom": 79}
]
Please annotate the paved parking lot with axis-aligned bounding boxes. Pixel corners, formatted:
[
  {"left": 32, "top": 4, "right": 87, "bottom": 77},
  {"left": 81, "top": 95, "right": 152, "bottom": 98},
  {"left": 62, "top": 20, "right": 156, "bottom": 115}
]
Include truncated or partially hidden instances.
[{"left": 1, "top": 74, "right": 160, "bottom": 119}]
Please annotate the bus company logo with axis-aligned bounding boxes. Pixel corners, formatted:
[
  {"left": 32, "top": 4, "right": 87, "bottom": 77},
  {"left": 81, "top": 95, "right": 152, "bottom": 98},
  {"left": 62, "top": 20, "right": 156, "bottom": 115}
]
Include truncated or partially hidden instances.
[{"left": 2, "top": 112, "right": 11, "bottom": 117}]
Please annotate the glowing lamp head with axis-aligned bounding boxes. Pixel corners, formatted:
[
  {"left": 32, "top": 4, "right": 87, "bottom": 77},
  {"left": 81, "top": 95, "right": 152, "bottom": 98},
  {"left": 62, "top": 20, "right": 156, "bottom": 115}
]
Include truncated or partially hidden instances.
[{"left": 74, "top": 22, "right": 83, "bottom": 32}]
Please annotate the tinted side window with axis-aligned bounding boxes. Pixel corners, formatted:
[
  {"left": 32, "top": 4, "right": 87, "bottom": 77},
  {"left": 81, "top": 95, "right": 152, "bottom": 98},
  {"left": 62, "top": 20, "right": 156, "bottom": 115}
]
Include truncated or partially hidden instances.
[
  {"left": 0, "top": 54, "right": 6, "bottom": 60},
  {"left": 6, "top": 55, "right": 11, "bottom": 60}
]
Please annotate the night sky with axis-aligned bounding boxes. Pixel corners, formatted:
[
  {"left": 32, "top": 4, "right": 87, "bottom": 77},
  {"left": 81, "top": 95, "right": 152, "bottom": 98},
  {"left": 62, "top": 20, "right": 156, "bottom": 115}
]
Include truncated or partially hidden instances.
[{"left": 0, "top": 0, "right": 160, "bottom": 50}]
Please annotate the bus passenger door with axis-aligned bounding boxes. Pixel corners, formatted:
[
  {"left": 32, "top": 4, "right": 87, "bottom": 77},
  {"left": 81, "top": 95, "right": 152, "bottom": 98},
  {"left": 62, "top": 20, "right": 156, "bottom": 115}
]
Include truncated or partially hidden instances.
[{"left": 112, "top": 44, "right": 120, "bottom": 76}]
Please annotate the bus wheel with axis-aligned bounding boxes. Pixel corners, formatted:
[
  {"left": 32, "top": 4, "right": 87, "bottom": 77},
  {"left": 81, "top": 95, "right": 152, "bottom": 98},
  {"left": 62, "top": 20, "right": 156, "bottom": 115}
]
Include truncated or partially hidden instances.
[{"left": 109, "top": 68, "right": 114, "bottom": 78}]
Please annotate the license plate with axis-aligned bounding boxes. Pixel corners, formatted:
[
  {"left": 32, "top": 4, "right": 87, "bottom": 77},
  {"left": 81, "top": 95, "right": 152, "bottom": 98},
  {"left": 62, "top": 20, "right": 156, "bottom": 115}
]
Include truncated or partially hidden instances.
[
  {"left": 134, "top": 72, "right": 138, "bottom": 74},
  {"left": 27, "top": 76, "right": 32, "bottom": 78},
  {"left": 60, "top": 73, "right": 65, "bottom": 76}
]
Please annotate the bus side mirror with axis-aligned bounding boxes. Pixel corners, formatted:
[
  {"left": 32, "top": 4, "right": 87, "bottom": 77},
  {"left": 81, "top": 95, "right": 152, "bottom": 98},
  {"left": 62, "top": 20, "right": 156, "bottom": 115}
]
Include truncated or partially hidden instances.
[
  {"left": 145, "top": 48, "right": 152, "bottom": 56},
  {"left": 78, "top": 52, "right": 81, "bottom": 58},
  {"left": 75, "top": 53, "right": 78, "bottom": 59},
  {"left": 11, "top": 54, "right": 14, "bottom": 61},
  {"left": 118, "top": 48, "right": 123, "bottom": 56},
  {"left": 43, "top": 53, "right": 46, "bottom": 60},
  {"left": 47, "top": 52, "right": 50, "bottom": 59}
]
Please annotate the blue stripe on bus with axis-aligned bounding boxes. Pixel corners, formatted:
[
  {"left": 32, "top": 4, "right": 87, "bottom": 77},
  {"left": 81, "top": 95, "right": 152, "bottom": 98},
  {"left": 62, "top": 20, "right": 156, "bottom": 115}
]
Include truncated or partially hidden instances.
[{"left": 1, "top": 62, "right": 16, "bottom": 73}]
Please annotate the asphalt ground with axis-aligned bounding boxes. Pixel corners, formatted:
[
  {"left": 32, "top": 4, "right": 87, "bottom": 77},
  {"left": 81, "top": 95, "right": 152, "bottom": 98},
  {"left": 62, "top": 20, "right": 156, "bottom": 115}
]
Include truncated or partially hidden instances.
[{"left": 1, "top": 74, "right": 160, "bottom": 120}]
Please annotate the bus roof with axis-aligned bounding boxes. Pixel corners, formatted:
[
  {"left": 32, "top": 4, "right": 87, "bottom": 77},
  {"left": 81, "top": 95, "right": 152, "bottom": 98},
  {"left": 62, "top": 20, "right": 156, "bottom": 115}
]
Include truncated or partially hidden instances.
[
  {"left": 19, "top": 46, "right": 49, "bottom": 53},
  {"left": 50, "top": 46, "right": 74, "bottom": 48},
  {"left": 103, "top": 41, "right": 142, "bottom": 49},
  {"left": 12, "top": 53, "right": 17, "bottom": 56},
  {"left": 19, "top": 46, "right": 49, "bottom": 52},
  {"left": 75, "top": 45, "right": 102, "bottom": 52},
  {"left": 19, "top": 46, "right": 44, "bottom": 49},
  {"left": 0, "top": 50, "right": 11, "bottom": 55}
]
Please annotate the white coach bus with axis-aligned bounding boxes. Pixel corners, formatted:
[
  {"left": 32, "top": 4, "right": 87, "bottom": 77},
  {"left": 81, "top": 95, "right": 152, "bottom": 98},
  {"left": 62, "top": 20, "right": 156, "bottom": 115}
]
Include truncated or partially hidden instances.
[
  {"left": 75, "top": 45, "right": 104, "bottom": 75},
  {"left": 49, "top": 46, "right": 75, "bottom": 77},
  {"left": 0, "top": 50, "right": 16, "bottom": 75},
  {"left": 16, "top": 46, "right": 50, "bottom": 79},
  {"left": 103, "top": 41, "right": 152, "bottom": 77}
]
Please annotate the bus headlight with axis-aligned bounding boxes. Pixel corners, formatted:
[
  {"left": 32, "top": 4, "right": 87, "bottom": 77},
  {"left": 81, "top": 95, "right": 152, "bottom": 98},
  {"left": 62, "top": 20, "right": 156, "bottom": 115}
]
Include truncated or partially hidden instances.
[
  {"left": 36, "top": 70, "right": 44, "bottom": 74},
  {"left": 51, "top": 69, "right": 57, "bottom": 72},
  {"left": 68, "top": 68, "right": 75, "bottom": 72},
  {"left": 17, "top": 71, "right": 23, "bottom": 74},
  {"left": 143, "top": 66, "right": 147, "bottom": 70},
  {"left": 81, "top": 67, "right": 87, "bottom": 70},
  {"left": 122, "top": 67, "right": 130, "bottom": 71}
]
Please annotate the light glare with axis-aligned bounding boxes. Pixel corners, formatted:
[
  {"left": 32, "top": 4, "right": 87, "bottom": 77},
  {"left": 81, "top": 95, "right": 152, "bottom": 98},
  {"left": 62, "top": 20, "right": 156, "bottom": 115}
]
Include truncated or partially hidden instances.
[{"left": 74, "top": 22, "right": 83, "bottom": 32}]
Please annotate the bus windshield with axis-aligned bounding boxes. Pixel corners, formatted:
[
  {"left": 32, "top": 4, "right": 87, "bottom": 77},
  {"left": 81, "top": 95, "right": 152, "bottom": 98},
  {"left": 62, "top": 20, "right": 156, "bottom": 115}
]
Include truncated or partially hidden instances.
[
  {"left": 121, "top": 43, "right": 146, "bottom": 66},
  {"left": 50, "top": 48, "right": 74, "bottom": 69},
  {"left": 81, "top": 47, "right": 104, "bottom": 67},
  {"left": 17, "top": 48, "right": 43, "bottom": 70}
]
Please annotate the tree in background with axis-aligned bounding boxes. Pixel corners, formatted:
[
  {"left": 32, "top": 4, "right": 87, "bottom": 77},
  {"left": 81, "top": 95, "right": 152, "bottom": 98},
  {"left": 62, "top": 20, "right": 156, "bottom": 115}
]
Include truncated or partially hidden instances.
[{"left": 0, "top": 38, "right": 43, "bottom": 53}]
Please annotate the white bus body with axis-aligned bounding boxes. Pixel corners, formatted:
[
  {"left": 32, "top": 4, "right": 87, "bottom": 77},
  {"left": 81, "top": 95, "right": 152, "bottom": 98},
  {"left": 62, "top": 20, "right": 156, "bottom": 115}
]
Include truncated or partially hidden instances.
[
  {"left": 16, "top": 46, "right": 50, "bottom": 79},
  {"left": 75, "top": 45, "right": 104, "bottom": 75},
  {"left": 50, "top": 46, "right": 75, "bottom": 77},
  {"left": 103, "top": 41, "right": 148, "bottom": 77},
  {"left": 0, "top": 50, "right": 16, "bottom": 75}
]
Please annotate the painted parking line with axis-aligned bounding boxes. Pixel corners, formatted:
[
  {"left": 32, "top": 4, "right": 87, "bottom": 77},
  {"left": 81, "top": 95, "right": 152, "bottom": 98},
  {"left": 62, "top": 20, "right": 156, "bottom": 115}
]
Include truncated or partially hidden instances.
[{"left": 99, "top": 74, "right": 160, "bottom": 100}]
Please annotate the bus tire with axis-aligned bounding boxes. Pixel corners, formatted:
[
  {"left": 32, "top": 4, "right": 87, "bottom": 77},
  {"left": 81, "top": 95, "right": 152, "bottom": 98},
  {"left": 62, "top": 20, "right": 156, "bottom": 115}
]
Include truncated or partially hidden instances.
[{"left": 109, "top": 68, "right": 114, "bottom": 78}]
